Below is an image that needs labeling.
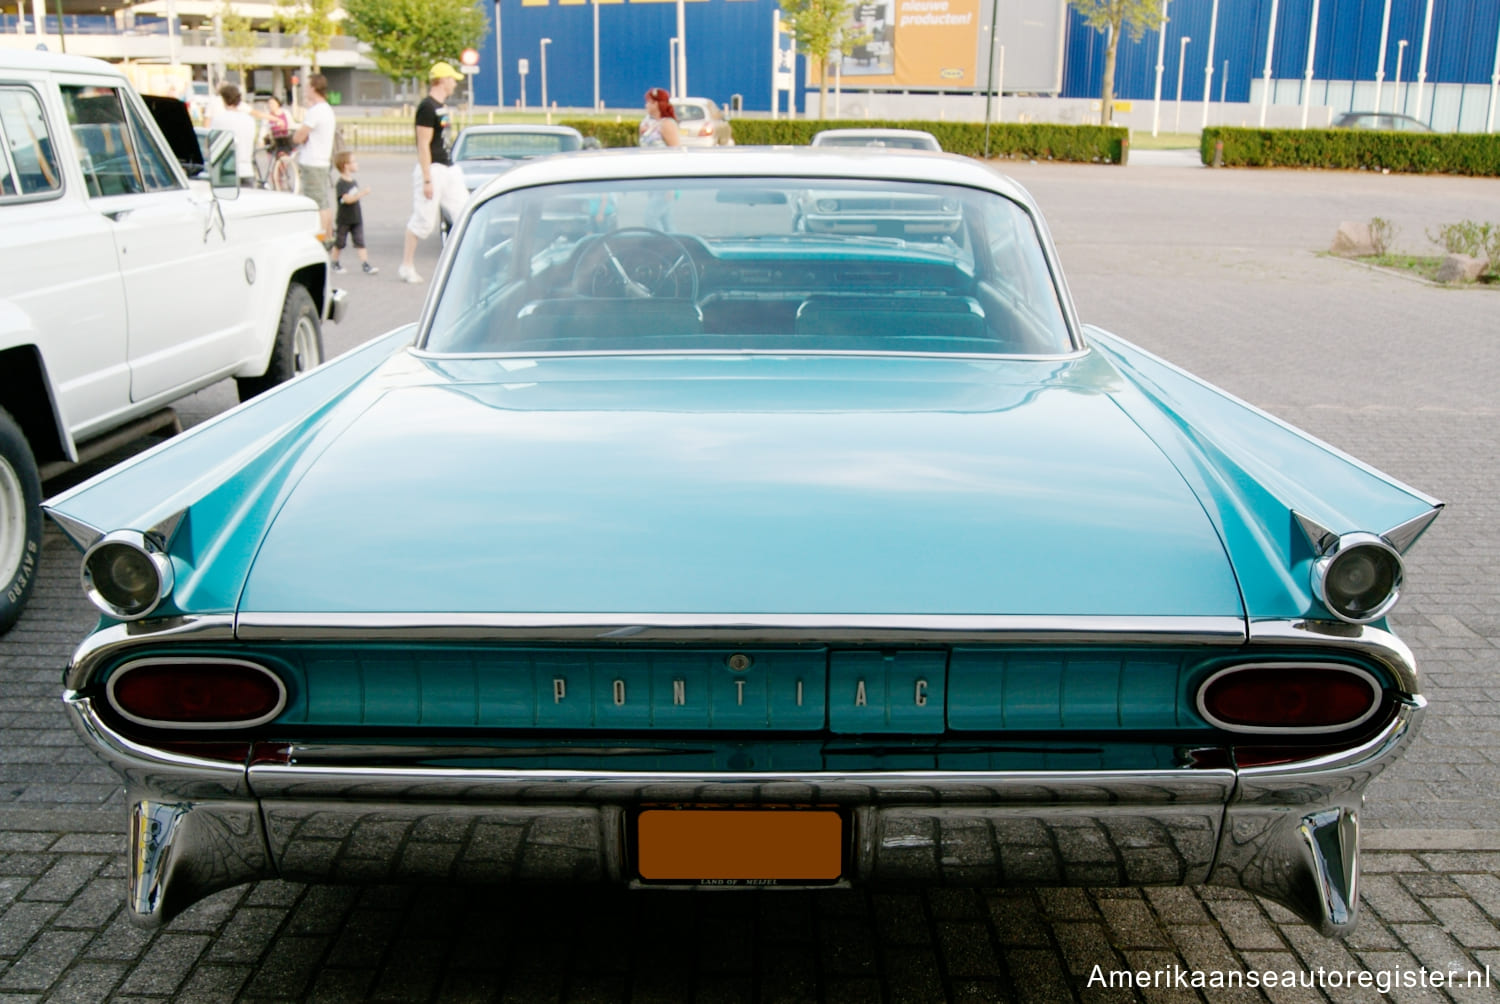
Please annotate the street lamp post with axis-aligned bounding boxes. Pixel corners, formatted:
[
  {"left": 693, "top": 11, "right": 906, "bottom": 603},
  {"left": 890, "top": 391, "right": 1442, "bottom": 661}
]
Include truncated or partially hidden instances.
[
  {"left": 1395, "top": 39, "right": 1408, "bottom": 114},
  {"left": 1151, "top": 0, "right": 1168, "bottom": 137},
  {"left": 493, "top": 0, "right": 504, "bottom": 109},
  {"left": 593, "top": 0, "right": 600, "bottom": 111},
  {"left": 1299, "top": 0, "right": 1319, "bottom": 129},
  {"left": 1258, "top": 0, "right": 1278, "bottom": 126},
  {"left": 1414, "top": 0, "right": 1434, "bottom": 123},
  {"left": 669, "top": 37, "right": 679, "bottom": 97},
  {"left": 1199, "top": 0, "right": 1218, "bottom": 130},
  {"left": 1174, "top": 36, "right": 1190, "bottom": 133},
  {"left": 539, "top": 37, "right": 552, "bottom": 123},
  {"left": 1373, "top": 0, "right": 1391, "bottom": 115}
]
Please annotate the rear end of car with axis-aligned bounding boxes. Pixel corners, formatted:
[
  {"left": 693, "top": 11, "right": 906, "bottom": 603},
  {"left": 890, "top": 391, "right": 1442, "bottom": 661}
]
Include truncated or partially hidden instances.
[{"left": 44, "top": 153, "right": 1438, "bottom": 936}]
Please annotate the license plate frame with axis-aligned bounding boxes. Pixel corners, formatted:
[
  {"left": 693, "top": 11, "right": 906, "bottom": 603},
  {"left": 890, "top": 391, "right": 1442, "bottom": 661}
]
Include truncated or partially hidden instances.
[{"left": 633, "top": 808, "right": 845, "bottom": 886}]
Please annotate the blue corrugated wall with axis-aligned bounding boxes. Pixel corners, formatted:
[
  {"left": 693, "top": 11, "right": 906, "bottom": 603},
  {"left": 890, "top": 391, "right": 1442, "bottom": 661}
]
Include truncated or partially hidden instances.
[
  {"left": 475, "top": 0, "right": 1499, "bottom": 113},
  {"left": 1061, "top": 0, "right": 1500, "bottom": 102},
  {"left": 477, "top": 0, "right": 806, "bottom": 112}
]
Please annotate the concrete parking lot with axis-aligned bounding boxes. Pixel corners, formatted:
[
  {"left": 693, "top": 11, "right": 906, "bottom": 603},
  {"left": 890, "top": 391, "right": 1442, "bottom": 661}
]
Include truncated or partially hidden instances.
[{"left": 2, "top": 151, "right": 1498, "bottom": 1002}]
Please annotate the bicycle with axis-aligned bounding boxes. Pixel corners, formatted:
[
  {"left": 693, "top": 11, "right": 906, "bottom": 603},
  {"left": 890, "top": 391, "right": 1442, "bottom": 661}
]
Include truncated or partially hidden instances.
[{"left": 254, "top": 137, "right": 300, "bottom": 194}]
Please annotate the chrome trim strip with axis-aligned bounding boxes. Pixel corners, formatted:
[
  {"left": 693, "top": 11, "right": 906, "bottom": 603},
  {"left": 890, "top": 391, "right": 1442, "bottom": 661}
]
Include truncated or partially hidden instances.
[
  {"left": 42, "top": 509, "right": 104, "bottom": 552},
  {"left": 1382, "top": 506, "right": 1443, "bottom": 555},
  {"left": 1292, "top": 511, "right": 1337, "bottom": 556},
  {"left": 64, "top": 695, "right": 250, "bottom": 800},
  {"left": 232, "top": 612, "right": 1249, "bottom": 644},
  {"left": 105, "top": 657, "right": 288, "bottom": 731},
  {"left": 1195, "top": 663, "right": 1383, "bottom": 735},
  {"left": 66, "top": 616, "right": 238, "bottom": 693},
  {"left": 407, "top": 347, "right": 1091, "bottom": 364},
  {"left": 1246, "top": 620, "right": 1419, "bottom": 696}
]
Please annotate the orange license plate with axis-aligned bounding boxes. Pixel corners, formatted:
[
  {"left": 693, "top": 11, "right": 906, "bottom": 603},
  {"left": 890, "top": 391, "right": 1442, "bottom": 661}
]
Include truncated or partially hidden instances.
[{"left": 636, "top": 810, "right": 843, "bottom": 882}]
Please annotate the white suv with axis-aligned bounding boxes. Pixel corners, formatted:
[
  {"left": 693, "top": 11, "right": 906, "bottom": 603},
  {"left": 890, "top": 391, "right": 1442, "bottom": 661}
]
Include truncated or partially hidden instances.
[{"left": 0, "top": 50, "right": 345, "bottom": 633}]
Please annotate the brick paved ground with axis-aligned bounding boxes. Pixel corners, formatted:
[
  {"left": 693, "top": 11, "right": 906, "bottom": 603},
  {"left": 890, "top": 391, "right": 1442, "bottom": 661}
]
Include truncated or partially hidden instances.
[{"left": 1, "top": 155, "right": 1498, "bottom": 1001}]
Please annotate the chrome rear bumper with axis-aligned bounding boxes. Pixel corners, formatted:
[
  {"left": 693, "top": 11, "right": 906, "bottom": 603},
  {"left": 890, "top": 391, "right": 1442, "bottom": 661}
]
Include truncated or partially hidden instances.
[{"left": 65, "top": 694, "right": 1423, "bottom": 935}]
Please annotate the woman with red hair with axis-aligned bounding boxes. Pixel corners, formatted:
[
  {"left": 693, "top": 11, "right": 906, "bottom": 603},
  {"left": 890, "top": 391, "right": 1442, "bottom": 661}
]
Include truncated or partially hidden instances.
[{"left": 639, "top": 88, "right": 681, "bottom": 148}]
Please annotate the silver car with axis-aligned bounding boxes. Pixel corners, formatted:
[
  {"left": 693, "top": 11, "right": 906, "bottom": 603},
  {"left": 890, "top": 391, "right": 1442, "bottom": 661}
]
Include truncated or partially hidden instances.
[
  {"left": 811, "top": 128, "right": 942, "bottom": 151},
  {"left": 673, "top": 97, "right": 734, "bottom": 148}
]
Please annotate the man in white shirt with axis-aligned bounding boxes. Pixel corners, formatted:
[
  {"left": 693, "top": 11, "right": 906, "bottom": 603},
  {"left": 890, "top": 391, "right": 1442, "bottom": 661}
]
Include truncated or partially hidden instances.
[
  {"left": 293, "top": 73, "right": 336, "bottom": 238},
  {"left": 213, "top": 83, "right": 259, "bottom": 186}
]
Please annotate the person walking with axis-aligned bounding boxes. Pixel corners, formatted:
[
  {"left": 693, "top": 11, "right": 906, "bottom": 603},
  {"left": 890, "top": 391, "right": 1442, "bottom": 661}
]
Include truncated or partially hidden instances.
[
  {"left": 639, "top": 87, "right": 681, "bottom": 148},
  {"left": 331, "top": 151, "right": 378, "bottom": 275},
  {"left": 639, "top": 88, "right": 680, "bottom": 229},
  {"left": 398, "top": 62, "right": 468, "bottom": 284},
  {"left": 213, "top": 83, "right": 258, "bottom": 186},
  {"left": 292, "top": 73, "right": 336, "bottom": 239}
]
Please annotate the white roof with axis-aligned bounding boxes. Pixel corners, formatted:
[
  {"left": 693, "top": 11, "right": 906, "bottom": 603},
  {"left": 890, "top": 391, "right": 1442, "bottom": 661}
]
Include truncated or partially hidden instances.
[{"left": 489, "top": 147, "right": 1035, "bottom": 208}]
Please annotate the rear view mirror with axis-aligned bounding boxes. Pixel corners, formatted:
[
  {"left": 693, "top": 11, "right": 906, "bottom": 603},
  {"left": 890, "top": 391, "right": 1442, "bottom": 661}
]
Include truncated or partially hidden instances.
[{"left": 716, "top": 189, "right": 788, "bottom": 206}]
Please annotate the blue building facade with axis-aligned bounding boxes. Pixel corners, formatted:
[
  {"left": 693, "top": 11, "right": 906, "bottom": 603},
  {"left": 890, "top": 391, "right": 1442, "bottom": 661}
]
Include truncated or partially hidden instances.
[
  {"left": 477, "top": 0, "right": 1500, "bottom": 124},
  {"left": 1061, "top": 0, "right": 1500, "bottom": 104},
  {"left": 476, "top": 0, "right": 806, "bottom": 113}
]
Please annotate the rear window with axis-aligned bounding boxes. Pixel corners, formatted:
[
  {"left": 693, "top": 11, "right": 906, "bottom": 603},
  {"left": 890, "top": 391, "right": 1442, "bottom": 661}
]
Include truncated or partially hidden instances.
[
  {"left": 0, "top": 87, "right": 63, "bottom": 199},
  {"left": 456, "top": 130, "right": 581, "bottom": 159},
  {"left": 425, "top": 175, "right": 1075, "bottom": 358}
]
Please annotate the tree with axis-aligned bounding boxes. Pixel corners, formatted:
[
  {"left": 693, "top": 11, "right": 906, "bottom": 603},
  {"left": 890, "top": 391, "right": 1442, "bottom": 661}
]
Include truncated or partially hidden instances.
[
  {"left": 779, "top": 0, "right": 868, "bottom": 118},
  {"left": 1067, "top": 0, "right": 1165, "bottom": 126},
  {"left": 342, "top": 0, "right": 487, "bottom": 90},
  {"left": 272, "top": 0, "right": 340, "bottom": 71},
  {"left": 219, "top": 0, "right": 262, "bottom": 87}
]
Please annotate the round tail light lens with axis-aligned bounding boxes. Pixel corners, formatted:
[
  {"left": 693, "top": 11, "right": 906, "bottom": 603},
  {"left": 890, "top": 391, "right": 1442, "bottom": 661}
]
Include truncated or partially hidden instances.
[
  {"left": 1312, "top": 533, "right": 1404, "bottom": 624},
  {"left": 1197, "top": 664, "right": 1381, "bottom": 734},
  {"left": 82, "top": 530, "right": 174, "bottom": 620},
  {"left": 107, "top": 659, "right": 286, "bottom": 729}
]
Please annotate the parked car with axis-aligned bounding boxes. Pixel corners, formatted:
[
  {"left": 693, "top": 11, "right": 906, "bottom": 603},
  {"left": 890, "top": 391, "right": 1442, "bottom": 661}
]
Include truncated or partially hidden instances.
[
  {"left": 451, "top": 123, "right": 589, "bottom": 194},
  {"left": 810, "top": 127, "right": 943, "bottom": 151},
  {"left": 46, "top": 149, "right": 1439, "bottom": 937},
  {"left": 1331, "top": 112, "right": 1433, "bottom": 132},
  {"left": 0, "top": 50, "right": 345, "bottom": 634},
  {"left": 673, "top": 97, "right": 734, "bottom": 147}
]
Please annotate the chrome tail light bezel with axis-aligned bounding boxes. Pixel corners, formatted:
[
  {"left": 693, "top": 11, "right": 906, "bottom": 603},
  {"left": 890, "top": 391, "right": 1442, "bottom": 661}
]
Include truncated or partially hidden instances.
[
  {"left": 1195, "top": 662, "right": 1384, "bottom": 735},
  {"left": 1311, "top": 532, "right": 1405, "bottom": 625},
  {"left": 81, "top": 529, "right": 174, "bottom": 621},
  {"left": 105, "top": 657, "right": 288, "bottom": 731}
]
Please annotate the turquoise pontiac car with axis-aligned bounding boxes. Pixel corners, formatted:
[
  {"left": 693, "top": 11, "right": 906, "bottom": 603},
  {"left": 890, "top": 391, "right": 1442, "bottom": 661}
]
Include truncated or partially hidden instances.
[{"left": 45, "top": 149, "right": 1439, "bottom": 935}]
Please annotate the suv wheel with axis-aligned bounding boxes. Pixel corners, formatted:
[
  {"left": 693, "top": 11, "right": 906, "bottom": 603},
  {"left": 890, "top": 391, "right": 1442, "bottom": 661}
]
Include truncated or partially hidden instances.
[
  {"left": 0, "top": 407, "right": 42, "bottom": 636},
  {"left": 236, "top": 284, "right": 324, "bottom": 401}
]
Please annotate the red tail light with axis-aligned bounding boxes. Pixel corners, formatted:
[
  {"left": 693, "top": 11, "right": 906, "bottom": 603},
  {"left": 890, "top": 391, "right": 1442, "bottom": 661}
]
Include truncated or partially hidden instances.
[
  {"left": 1197, "top": 665, "right": 1380, "bottom": 733},
  {"left": 700, "top": 124, "right": 714, "bottom": 136},
  {"left": 107, "top": 659, "right": 286, "bottom": 729}
]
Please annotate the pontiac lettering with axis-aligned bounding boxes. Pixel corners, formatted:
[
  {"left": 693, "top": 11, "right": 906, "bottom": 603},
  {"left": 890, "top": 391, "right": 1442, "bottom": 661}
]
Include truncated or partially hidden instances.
[
  {"left": 553, "top": 678, "right": 566, "bottom": 703},
  {"left": 673, "top": 679, "right": 686, "bottom": 705},
  {"left": 613, "top": 679, "right": 626, "bottom": 706},
  {"left": 735, "top": 678, "right": 746, "bottom": 705},
  {"left": 855, "top": 680, "right": 868, "bottom": 706},
  {"left": 915, "top": 679, "right": 927, "bottom": 707}
]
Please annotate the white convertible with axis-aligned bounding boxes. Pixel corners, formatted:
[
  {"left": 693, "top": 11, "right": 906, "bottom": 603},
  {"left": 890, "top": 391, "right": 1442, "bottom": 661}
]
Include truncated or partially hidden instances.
[{"left": 0, "top": 50, "right": 345, "bottom": 632}]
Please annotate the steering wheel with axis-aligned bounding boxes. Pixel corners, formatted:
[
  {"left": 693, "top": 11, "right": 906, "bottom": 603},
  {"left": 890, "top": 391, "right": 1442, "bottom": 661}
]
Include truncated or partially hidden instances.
[{"left": 575, "top": 228, "right": 699, "bottom": 300}]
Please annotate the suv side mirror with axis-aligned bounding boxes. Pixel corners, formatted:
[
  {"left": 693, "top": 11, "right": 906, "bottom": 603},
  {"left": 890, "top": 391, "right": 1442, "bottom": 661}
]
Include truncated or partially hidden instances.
[{"left": 205, "top": 129, "right": 240, "bottom": 198}]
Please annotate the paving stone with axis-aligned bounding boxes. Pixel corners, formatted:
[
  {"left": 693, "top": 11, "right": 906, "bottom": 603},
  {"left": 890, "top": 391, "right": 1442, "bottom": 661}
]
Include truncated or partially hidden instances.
[
  {"left": 0, "top": 930, "right": 90, "bottom": 992},
  {"left": 113, "top": 934, "right": 210, "bottom": 997},
  {"left": 34, "top": 961, "right": 127, "bottom": 1004}
]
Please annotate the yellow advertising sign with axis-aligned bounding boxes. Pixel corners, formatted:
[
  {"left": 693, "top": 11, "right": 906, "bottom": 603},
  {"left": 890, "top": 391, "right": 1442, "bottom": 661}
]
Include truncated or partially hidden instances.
[{"left": 829, "top": 0, "right": 978, "bottom": 89}]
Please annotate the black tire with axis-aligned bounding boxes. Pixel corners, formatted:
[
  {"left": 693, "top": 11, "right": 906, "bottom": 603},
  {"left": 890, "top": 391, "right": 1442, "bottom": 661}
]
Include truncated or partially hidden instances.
[
  {"left": 0, "top": 406, "right": 43, "bottom": 637},
  {"left": 236, "top": 284, "right": 324, "bottom": 402}
]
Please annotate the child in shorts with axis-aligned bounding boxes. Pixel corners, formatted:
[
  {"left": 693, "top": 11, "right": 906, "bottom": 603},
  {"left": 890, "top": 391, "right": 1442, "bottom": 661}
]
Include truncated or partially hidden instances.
[{"left": 331, "top": 151, "right": 377, "bottom": 274}]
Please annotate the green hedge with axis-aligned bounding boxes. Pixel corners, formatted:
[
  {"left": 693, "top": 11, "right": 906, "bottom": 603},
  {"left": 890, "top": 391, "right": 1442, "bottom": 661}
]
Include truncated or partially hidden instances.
[
  {"left": 1201, "top": 126, "right": 1500, "bottom": 176},
  {"left": 561, "top": 117, "right": 1129, "bottom": 164}
]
